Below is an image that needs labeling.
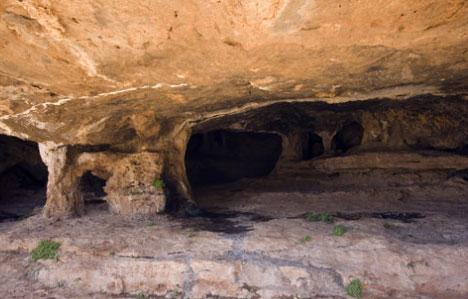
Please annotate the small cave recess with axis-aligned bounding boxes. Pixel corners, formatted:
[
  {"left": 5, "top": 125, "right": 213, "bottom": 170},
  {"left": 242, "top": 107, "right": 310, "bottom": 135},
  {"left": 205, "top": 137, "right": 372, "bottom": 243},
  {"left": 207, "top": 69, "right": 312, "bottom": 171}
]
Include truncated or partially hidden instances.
[
  {"left": 331, "top": 122, "right": 364, "bottom": 153},
  {"left": 0, "top": 135, "right": 48, "bottom": 222},
  {"left": 78, "top": 171, "right": 109, "bottom": 212},
  {"left": 301, "top": 132, "right": 324, "bottom": 160},
  {"left": 185, "top": 130, "right": 282, "bottom": 188}
]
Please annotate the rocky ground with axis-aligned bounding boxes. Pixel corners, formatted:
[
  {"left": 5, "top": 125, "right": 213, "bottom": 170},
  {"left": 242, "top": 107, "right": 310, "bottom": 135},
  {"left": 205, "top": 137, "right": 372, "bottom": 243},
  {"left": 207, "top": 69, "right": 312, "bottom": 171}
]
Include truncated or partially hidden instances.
[{"left": 1, "top": 152, "right": 467, "bottom": 299}]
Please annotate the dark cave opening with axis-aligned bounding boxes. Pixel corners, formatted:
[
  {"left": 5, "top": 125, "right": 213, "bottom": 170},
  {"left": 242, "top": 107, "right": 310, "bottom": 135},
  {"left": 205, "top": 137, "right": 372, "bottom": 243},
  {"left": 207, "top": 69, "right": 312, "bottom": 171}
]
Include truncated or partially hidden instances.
[
  {"left": 183, "top": 97, "right": 468, "bottom": 219},
  {"left": 78, "top": 171, "right": 109, "bottom": 211},
  {"left": 301, "top": 132, "right": 324, "bottom": 160},
  {"left": 0, "top": 135, "right": 48, "bottom": 221},
  {"left": 185, "top": 130, "right": 282, "bottom": 188},
  {"left": 331, "top": 122, "right": 364, "bottom": 153}
]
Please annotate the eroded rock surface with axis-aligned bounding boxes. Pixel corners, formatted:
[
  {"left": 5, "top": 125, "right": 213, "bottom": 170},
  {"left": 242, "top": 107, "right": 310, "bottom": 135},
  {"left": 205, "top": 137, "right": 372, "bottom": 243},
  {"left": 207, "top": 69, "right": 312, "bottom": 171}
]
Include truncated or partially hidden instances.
[
  {"left": 0, "top": 0, "right": 467, "bottom": 215},
  {"left": 0, "top": 2, "right": 467, "bottom": 297},
  {"left": 1, "top": 176, "right": 468, "bottom": 298}
]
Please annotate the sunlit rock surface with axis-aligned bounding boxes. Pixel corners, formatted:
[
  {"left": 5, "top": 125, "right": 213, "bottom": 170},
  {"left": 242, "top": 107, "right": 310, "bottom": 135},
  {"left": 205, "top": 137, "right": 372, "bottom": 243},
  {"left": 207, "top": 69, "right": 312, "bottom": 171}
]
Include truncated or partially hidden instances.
[{"left": 0, "top": 1, "right": 467, "bottom": 297}]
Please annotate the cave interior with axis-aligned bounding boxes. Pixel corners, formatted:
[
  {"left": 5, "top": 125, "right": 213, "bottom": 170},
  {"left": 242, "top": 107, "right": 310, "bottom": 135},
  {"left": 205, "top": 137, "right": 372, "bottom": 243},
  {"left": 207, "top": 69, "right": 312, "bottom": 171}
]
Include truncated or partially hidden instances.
[
  {"left": 1, "top": 95, "right": 467, "bottom": 222},
  {"left": 184, "top": 96, "right": 468, "bottom": 219}
]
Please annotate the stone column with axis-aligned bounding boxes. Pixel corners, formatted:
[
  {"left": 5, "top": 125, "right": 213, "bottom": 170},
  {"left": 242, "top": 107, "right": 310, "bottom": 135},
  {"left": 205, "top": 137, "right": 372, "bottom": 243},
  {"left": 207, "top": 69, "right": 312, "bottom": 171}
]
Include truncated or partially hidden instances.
[{"left": 39, "top": 143, "right": 82, "bottom": 217}]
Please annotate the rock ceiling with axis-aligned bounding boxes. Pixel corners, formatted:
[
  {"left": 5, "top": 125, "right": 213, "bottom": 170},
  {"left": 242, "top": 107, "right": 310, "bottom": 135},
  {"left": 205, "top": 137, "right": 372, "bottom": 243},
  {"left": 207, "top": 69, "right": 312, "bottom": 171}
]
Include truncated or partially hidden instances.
[{"left": 0, "top": 0, "right": 467, "bottom": 145}]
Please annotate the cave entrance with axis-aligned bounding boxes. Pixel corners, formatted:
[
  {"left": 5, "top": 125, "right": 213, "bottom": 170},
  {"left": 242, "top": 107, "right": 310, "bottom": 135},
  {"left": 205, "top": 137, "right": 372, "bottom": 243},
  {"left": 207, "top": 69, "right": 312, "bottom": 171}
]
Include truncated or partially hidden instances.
[
  {"left": 301, "top": 131, "right": 324, "bottom": 160},
  {"left": 79, "top": 171, "right": 109, "bottom": 213},
  {"left": 185, "top": 130, "right": 282, "bottom": 189},
  {"left": 0, "top": 135, "right": 48, "bottom": 222},
  {"left": 331, "top": 122, "right": 364, "bottom": 153},
  {"left": 180, "top": 97, "right": 468, "bottom": 222}
]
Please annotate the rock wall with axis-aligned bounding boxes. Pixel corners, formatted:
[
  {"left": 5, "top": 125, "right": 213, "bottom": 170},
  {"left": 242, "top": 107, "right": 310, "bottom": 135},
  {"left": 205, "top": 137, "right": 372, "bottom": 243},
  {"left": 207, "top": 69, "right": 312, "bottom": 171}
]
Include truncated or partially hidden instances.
[{"left": 0, "top": 0, "right": 467, "bottom": 216}]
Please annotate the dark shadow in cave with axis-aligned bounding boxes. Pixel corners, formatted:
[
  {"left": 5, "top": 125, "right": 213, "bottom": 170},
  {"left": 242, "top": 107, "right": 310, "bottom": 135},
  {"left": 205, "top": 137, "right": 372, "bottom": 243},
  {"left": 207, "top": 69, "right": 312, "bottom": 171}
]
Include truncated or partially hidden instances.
[
  {"left": 331, "top": 122, "right": 364, "bottom": 153},
  {"left": 79, "top": 171, "right": 109, "bottom": 212},
  {"left": 0, "top": 135, "right": 48, "bottom": 222},
  {"left": 185, "top": 130, "right": 282, "bottom": 188},
  {"left": 301, "top": 132, "right": 324, "bottom": 160}
]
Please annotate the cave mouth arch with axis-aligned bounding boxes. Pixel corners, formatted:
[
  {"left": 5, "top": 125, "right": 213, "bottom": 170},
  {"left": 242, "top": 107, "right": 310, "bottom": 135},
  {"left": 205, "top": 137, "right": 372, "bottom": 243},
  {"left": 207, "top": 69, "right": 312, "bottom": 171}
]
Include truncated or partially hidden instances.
[
  {"left": 185, "top": 130, "right": 283, "bottom": 189},
  {"left": 78, "top": 171, "right": 109, "bottom": 212},
  {"left": 0, "top": 134, "right": 48, "bottom": 222}
]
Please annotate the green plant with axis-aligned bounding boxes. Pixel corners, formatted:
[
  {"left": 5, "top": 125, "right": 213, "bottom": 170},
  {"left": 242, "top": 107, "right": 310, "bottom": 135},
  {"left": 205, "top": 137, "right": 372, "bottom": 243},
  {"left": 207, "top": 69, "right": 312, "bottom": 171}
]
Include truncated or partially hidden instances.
[
  {"left": 333, "top": 224, "right": 347, "bottom": 236},
  {"left": 188, "top": 232, "right": 197, "bottom": 238},
  {"left": 383, "top": 223, "right": 391, "bottom": 229},
  {"left": 306, "top": 212, "right": 335, "bottom": 224},
  {"left": 152, "top": 178, "right": 165, "bottom": 189},
  {"left": 136, "top": 292, "right": 144, "bottom": 298},
  {"left": 345, "top": 279, "right": 363, "bottom": 298},
  {"left": 302, "top": 235, "right": 312, "bottom": 243},
  {"left": 110, "top": 251, "right": 116, "bottom": 256},
  {"left": 30, "top": 240, "right": 61, "bottom": 262},
  {"left": 146, "top": 221, "right": 155, "bottom": 227},
  {"left": 56, "top": 281, "right": 64, "bottom": 288}
]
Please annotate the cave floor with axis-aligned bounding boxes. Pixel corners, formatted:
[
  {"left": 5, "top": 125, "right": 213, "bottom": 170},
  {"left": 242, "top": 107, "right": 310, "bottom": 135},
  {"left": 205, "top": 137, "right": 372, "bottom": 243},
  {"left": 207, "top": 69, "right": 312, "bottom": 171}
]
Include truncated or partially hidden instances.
[{"left": 1, "top": 153, "right": 468, "bottom": 298}]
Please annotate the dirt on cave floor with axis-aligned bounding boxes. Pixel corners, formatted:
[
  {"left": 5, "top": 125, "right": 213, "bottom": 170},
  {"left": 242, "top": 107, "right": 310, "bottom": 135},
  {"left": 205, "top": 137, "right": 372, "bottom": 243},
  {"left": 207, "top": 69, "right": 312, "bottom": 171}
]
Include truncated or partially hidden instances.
[{"left": 1, "top": 153, "right": 468, "bottom": 298}]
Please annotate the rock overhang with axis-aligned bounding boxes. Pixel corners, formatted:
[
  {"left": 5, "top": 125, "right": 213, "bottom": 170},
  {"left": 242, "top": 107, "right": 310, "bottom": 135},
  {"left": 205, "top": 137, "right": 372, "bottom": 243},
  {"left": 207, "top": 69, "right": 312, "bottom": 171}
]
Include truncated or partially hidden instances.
[
  {"left": 0, "top": 0, "right": 467, "bottom": 216},
  {"left": 0, "top": 0, "right": 467, "bottom": 145}
]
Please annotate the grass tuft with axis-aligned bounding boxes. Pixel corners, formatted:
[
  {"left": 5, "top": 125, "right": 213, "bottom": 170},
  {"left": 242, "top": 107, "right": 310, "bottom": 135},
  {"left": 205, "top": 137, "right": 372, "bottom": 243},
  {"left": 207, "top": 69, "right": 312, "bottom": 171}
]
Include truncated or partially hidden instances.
[
  {"left": 306, "top": 212, "right": 335, "bottom": 224},
  {"left": 152, "top": 178, "right": 165, "bottom": 189},
  {"left": 188, "top": 232, "right": 197, "bottom": 238},
  {"left": 30, "top": 240, "right": 61, "bottom": 262},
  {"left": 333, "top": 224, "right": 347, "bottom": 236},
  {"left": 345, "top": 279, "right": 363, "bottom": 298}
]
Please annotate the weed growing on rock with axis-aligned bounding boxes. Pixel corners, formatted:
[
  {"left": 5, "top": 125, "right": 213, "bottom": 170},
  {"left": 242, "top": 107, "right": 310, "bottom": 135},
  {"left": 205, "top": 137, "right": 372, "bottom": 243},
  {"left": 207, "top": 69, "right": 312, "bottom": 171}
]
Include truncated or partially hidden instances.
[
  {"left": 302, "top": 235, "right": 312, "bottom": 243},
  {"left": 152, "top": 178, "right": 165, "bottom": 189},
  {"left": 136, "top": 292, "right": 144, "bottom": 298},
  {"left": 333, "top": 224, "right": 347, "bottom": 236},
  {"left": 56, "top": 281, "right": 64, "bottom": 288},
  {"left": 306, "top": 212, "right": 335, "bottom": 224},
  {"left": 30, "top": 240, "right": 61, "bottom": 262},
  {"left": 383, "top": 223, "right": 391, "bottom": 229},
  {"left": 172, "top": 289, "right": 180, "bottom": 296},
  {"left": 188, "top": 232, "right": 197, "bottom": 238},
  {"left": 346, "top": 279, "right": 363, "bottom": 298},
  {"left": 146, "top": 221, "right": 155, "bottom": 227},
  {"left": 110, "top": 251, "right": 116, "bottom": 256}
]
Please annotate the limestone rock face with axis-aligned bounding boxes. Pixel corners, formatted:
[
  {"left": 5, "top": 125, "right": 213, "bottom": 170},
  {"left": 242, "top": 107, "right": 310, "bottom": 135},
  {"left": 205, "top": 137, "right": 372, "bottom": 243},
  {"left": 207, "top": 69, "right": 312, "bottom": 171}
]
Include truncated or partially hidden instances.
[
  {"left": 0, "top": 0, "right": 467, "bottom": 215},
  {"left": 1, "top": 0, "right": 467, "bottom": 143},
  {"left": 38, "top": 143, "right": 166, "bottom": 216}
]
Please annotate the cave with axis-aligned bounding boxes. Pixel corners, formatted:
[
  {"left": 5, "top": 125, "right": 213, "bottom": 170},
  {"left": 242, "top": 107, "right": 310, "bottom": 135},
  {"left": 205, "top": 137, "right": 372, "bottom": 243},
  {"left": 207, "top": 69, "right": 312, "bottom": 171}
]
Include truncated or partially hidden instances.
[
  {"left": 185, "top": 130, "right": 282, "bottom": 188},
  {"left": 78, "top": 171, "right": 109, "bottom": 213},
  {"left": 0, "top": 135, "right": 48, "bottom": 222},
  {"left": 331, "top": 122, "right": 364, "bottom": 153},
  {"left": 301, "top": 132, "right": 324, "bottom": 160},
  {"left": 184, "top": 97, "right": 468, "bottom": 220},
  {"left": 1, "top": 1, "right": 468, "bottom": 297}
]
